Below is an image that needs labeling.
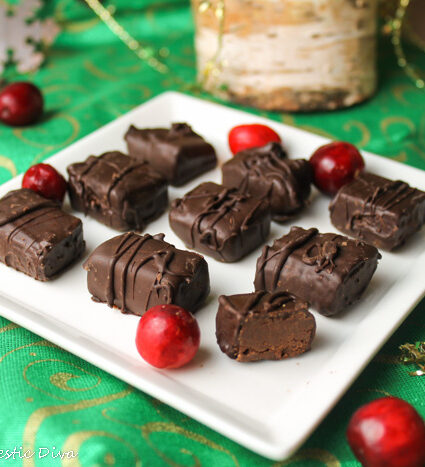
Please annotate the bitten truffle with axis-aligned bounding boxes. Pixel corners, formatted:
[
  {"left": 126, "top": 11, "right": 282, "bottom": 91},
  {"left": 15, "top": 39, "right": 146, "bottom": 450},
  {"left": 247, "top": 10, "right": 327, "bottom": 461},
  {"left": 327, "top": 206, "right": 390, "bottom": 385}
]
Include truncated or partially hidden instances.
[
  {"left": 67, "top": 151, "right": 168, "bottom": 231},
  {"left": 169, "top": 182, "right": 271, "bottom": 262},
  {"left": 216, "top": 291, "right": 316, "bottom": 362},
  {"left": 83, "top": 232, "right": 210, "bottom": 316},
  {"left": 125, "top": 122, "right": 217, "bottom": 186},
  {"left": 0, "top": 188, "right": 85, "bottom": 280},
  {"left": 254, "top": 226, "right": 381, "bottom": 316},
  {"left": 222, "top": 142, "right": 313, "bottom": 222},
  {"left": 329, "top": 172, "right": 425, "bottom": 251}
]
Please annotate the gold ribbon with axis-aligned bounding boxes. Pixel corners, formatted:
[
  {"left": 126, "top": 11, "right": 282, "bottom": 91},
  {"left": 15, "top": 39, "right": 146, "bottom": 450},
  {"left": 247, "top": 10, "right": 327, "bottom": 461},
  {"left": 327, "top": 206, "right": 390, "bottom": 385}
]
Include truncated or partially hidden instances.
[
  {"left": 386, "top": 0, "right": 425, "bottom": 89},
  {"left": 81, "top": 0, "right": 168, "bottom": 74}
]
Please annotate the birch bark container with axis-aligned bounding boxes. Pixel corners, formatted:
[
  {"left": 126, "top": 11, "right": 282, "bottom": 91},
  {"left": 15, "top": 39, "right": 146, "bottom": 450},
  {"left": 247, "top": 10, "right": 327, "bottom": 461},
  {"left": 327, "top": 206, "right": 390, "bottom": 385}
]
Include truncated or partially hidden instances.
[{"left": 192, "top": 0, "right": 378, "bottom": 111}]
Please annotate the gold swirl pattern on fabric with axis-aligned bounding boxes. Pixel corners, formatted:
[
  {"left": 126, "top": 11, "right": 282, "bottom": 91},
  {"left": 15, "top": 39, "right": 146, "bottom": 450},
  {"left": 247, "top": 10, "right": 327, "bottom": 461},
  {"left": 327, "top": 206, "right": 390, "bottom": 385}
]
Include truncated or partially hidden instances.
[
  {"left": 11, "top": 114, "right": 81, "bottom": 165},
  {"left": 273, "top": 448, "right": 341, "bottom": 467},
  {"left": 0, "top": 155, "right": 17, "bottom": 178},
  {"left": 55, "top": 0, "right": 102, "bottom": 34},
  {"left": 43, "top": 84, "right": 88, "bottom": 108},
  {"left": 13, "top": 115, "right": 80, "bottom": 149},
  {"left": 381, "top": 115, "right": 416, "bottom": 138},
  {"left": 392, "top": 84, "right": 423, "bottom": 106},
  {"left": 22, "top": 386, "right": 133, "bottom": 467},
  {"left": 125, "top": 84, "right": 152, "bottom": 98},
  {"left": 380, "top": 116, "right": 416, "bottom": 161},
  {"left": 141, "top": 421, "right": 240, "bottom": 467},
  {"left": 0, "top": 340, "right": 58, "bottom": 364},
  {"left": 0, "top": 322, "right": 19, "bottom": 334},
  {"left": 100, "top": 408, "right": 239, "bottom": 467},
  {"left": 22, "top": 358, "right": 102, "bottom": 401},
  {"left": 84, "top": 60, "right": 120, "bottom": 81},
  {"left": 61, "top": 430, "right": 141, "bottom": 467},
  {"left": 343, "top": 121, "right": 371, "bottom": 147}
]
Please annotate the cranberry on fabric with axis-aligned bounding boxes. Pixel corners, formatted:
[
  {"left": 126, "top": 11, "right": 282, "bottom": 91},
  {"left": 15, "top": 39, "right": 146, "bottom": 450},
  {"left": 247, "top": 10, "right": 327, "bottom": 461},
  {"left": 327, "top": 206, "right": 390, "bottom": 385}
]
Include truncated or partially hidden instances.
[
  {"left": 0, "top": 82, "right": 44, "bottom": 126},
  {"left": 346, "top": 397, "right": 425, "bottom": 467},
  {"left": 310, "top": 141, "right": 365, "bottom": 196},
  {"left": 228, "top": 124, "right": 281, "bottom": 154},
  {"left": 135, "top": 305, "right": 200, "bottom": 369},
  {"left": 22, "top": 163, "right": 67, "bottom": 203}
]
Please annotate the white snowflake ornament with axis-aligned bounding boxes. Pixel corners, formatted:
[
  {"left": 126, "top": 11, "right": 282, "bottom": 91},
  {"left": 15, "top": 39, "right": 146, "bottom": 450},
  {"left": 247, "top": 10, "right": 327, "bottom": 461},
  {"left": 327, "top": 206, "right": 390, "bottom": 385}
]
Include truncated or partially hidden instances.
[{"left": 0, "top": 0, "right": 60, "bottom": 74}]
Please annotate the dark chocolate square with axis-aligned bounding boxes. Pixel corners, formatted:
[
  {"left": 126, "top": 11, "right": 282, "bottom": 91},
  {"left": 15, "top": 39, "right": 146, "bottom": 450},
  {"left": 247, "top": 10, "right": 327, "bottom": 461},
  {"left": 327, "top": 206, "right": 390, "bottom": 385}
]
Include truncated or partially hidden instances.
[
  {"left": 169, "top": 182, "right": 271, "bottom": 262},
  {"left": 83, "top": 232, "right": 210, "bottom": 315},
  {"left": 216, "top": 291, "right": 316, "bottom": 362},
  {"left": 0, "top": 189, "right": 85, "bottom": 281},
  {"left": 254, "top": 226, "right": 381, "bottom": 316},
  {"left": 125, "top": 122, "right": 217, "bottom": 186},
  {"left": 222, "top": 142, "right": 313, "bottom": 222},
  {"left": 67, "top": 151, "right": 168, "bottom": 231},
  {"left": 329, "top": 172, "right": 425, "bottom": 250}
]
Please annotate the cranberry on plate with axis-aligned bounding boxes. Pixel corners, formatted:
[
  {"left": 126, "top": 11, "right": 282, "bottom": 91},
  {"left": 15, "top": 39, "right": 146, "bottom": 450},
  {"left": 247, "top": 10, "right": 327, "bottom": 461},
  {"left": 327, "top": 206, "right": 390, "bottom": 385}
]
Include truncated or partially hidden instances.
[
  {"left": 228, "top": 124, "right": 281, "bottom": 155},
  {"left": 22, "top": 163, "right": 67, "bottom": 203},
  {"left": 310, "top": 141, "right": 365, "bottom": 196},
  {"left": 0, "top": 82, "right": 44, "bottom": 126},
  {"left": 135, "top": 305, "right": 200, "bottom": 369},
  {"left": 346, "top": 397, "right": 425, "bottom": 467}
]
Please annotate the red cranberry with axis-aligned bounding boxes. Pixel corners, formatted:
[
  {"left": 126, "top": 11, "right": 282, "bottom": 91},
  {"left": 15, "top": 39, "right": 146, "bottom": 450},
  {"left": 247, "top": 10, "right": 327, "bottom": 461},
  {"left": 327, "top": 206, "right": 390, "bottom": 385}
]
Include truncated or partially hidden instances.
[
  {"left": 135, "top": 305, "right": 200, "bottom": 369},
  {"left": 228, "top": 124, "right": 281, "bottom": 155},
  {"left": 310, "top": 141, "right": 365, "bottom": 196},
  {"left": 347, "top": 397, "right": 425, "bottom": 467},
  {"left": 0, "top": 82, "right": 44, "bottom": 126},
  {"left": 22, "top": 163, "right": 67, "bottom": 203}
]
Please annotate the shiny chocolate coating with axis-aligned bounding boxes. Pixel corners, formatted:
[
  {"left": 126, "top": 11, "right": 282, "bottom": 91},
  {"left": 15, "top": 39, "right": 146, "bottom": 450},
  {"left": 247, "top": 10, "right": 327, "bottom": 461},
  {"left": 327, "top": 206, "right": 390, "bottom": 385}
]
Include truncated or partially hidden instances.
[
  {"left": 67, "top": 151, "right": 168, "bottom": 231},
  {"left": 83, "top": 232, "right": 210, "bottom": 316},
  {"left": 125, "top": 123, "right": 217, "bottom": 186},
  {"left": 169, "top": 182, "right": 271, "bottom": 262},
  {"left": 222, "top": 142, "right": 313, "bottom": 222},
  {"left": 329, "top": 172, "right": 425, "bottom": 251},
  {"left": 216, "top": 291, "right": 316, "bottom": 362},
  {"left": 0, "top": 188, "right": 85, "bottom": 280},
  {"left": 254, "top": 226, "right": 381, "bottom": 316}
]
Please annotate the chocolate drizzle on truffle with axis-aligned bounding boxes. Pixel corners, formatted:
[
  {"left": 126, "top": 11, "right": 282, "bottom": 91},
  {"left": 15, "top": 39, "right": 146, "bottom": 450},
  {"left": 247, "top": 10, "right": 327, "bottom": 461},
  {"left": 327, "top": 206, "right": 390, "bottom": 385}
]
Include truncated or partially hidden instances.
[
  {"left": 169, "top": 182, "right": 271, "bottom": 262},
  {"left": 222, "top": 142, "right": 313, "bottom": 222},
  {"left": 302, "top": 240, "right": 339, "bottom": 273},
  {"left": 0, "top": 189, "right": 85, "bottom": 281},
  {"left": 186, "top": 187, "right": 264, "bottom": 252},
  {"left": 255, "top": 227, "right": 317, "bottom": 290},
  {"left": 83, "top": 232, "right": 210, "bottom": 315},
  {"left": 67, "top": 151, "right": 168, "bottom": 231},
  {"left": 330, "top": 172, "right": 425, "bottom": 250},
  {"left": 254, "top": 226, "right": 380, "bottom": 316}
]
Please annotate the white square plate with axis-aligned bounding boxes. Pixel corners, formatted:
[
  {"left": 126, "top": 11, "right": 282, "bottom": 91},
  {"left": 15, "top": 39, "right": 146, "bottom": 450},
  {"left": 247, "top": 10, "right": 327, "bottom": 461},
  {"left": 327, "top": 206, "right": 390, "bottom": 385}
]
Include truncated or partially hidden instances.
[{"left": 0, "top": 92, "right": 424, "bottom": 460}]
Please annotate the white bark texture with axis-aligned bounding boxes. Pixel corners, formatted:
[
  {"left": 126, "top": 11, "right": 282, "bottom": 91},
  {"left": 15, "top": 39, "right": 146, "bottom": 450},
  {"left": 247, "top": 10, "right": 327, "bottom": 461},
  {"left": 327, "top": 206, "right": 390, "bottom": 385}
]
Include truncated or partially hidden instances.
[{"left": 193, "top": 0, "right": 378, "bottom": 111}]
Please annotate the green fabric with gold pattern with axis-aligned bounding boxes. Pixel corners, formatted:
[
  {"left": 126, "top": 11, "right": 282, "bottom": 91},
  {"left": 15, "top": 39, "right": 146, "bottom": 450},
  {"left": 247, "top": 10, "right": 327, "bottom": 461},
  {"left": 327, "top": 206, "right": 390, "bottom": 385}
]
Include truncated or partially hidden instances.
[{"left": 0, "top": 1, "right": 424, "bottom": 465}]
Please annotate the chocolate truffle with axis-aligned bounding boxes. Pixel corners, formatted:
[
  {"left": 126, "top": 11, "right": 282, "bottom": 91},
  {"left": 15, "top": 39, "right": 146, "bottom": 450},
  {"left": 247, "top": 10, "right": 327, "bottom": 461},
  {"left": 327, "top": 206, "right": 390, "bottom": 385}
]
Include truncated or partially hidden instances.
[
  {"left": 67, "top": 151, "right": 168, "bottom": 231},
  {"left": 216, "top": 291, "right": 316, "bottom": 362},
  {"left": 0, "top": 188, "right": 84, "bottom": 281},
  {"left": 83, "top": 232, "right": 210, "bottom": 315},
  {"left": 125, "top": 122, "right": 217, "bottom": 186},
  {"left": 329, "top": 172, "right": 425, "bottom": 251},
  {"left": 169, "top": 182, "right": 271, "bottom": 262},
  {"left": 254, "top": 226, "right": 380, "bottom": 316},
  {"left": 222, "top": 142, "right": 313, "bottom": 222}
]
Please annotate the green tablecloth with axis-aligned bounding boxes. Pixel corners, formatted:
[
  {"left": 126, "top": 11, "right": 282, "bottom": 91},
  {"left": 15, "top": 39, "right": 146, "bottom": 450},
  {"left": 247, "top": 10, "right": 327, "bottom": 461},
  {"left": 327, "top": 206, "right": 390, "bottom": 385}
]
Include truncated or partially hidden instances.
[{"left": 0, "top": 1, "right": 424, "bottom": 465}]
